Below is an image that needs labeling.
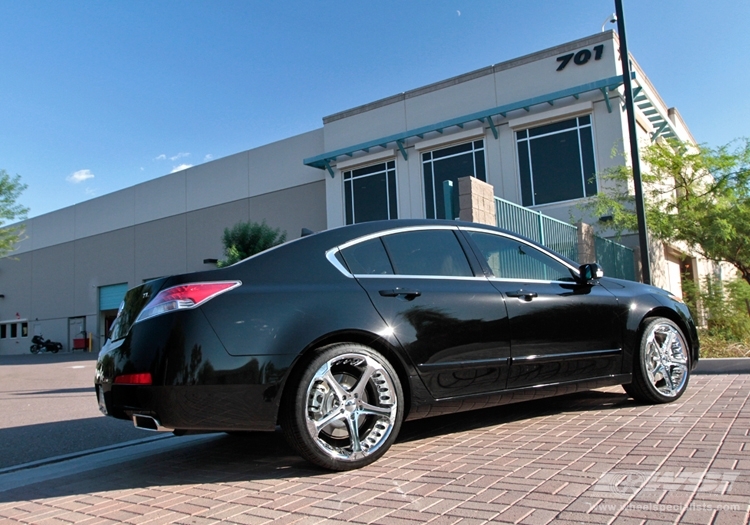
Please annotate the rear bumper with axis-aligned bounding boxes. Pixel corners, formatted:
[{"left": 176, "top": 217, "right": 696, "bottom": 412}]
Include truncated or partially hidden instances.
[{"left": 95, "top": 309, "right": 293, "bottom": 431}]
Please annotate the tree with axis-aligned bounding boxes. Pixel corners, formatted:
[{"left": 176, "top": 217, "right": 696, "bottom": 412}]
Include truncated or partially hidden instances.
[
  {"left": 0, "top": 169, "right": 29, "bottom": 257},
  {"left": 217, "top": 220, "right": 287, "bottom": 267},
  {"left": 583, "top": 138, "right": 750, "bottom": 285}
]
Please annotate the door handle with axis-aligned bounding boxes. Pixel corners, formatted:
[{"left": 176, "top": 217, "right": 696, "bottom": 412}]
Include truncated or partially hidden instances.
[
  {"left": 379, "top": 288, "right": 421, "bottom": 300},
  {"left": 506, "top": 290, "right": 538, "bottom": 301}
]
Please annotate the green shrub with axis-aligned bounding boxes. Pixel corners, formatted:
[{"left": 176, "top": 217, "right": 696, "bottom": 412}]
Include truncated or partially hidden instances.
[
  {"left": 683, "top": 275, "right": 750, "bottom": 357},
  {"left": 217, "top": 220, "right": 287, "bottom": 268}
]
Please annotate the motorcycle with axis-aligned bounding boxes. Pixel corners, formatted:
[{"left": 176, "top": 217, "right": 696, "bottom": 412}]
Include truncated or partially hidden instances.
[{"left": 30, "top": 335, "right": 63, "bottom": 354}]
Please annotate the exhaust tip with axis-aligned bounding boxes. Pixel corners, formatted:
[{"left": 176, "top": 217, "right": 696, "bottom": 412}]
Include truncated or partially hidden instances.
[{"left": 132, "top": 414, "right": 173, "bottom": 432}]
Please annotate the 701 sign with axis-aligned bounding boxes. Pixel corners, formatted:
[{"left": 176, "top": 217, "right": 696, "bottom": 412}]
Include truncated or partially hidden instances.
[{"left": 556, "top": 44, "right": 604, "bottom": 71}]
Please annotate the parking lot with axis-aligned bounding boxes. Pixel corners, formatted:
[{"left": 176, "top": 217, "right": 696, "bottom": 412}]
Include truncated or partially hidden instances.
[{"left": 0, "top": 355, "right": 748, "bottom": 524}]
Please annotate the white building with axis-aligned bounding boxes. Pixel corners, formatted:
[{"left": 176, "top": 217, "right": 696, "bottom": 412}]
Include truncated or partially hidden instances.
[{"left": 0, "top": 31, "right": 705, "bottom": 355}]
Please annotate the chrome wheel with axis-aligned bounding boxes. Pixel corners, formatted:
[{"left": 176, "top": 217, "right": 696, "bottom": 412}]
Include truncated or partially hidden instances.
[
  {"left": 624, "top": 317, "right": 691, "bottom": 404},
  {"left": 305, "top": 352, "right": 398, "bottom": 462},
  {"left": 642, "top": 321, "right": 689, "bottom": 398}
]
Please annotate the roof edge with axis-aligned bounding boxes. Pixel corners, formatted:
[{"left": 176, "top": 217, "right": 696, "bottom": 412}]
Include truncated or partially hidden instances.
[{"left": 323, "top": 32, "right": 616, "bottom": 124}]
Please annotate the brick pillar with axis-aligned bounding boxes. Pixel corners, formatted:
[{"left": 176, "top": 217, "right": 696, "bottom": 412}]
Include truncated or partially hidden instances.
[
  {"left": 576, "top": 221, "right": 596, "bottom": 264},
  {"left": 458, "top": 176, "right": 497, "bottom": 226}
]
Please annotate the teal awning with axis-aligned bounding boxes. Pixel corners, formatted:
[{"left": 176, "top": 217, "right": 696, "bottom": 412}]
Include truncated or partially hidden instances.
[{"left": 304, "top": 74, "right": 651, "bottom": 177}]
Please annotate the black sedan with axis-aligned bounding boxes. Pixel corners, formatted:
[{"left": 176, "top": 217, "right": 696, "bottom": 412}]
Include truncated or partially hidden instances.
[{"left": 95, "top": 219, "right": 698, "bottom": 470}]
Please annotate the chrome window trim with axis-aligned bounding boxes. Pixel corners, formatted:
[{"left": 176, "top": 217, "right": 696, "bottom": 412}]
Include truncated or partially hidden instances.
[
  {"left": 353, "top": 274, "right": 484, "bottom": 281},
  {"left": 487, "top": 276, "right": 576, "bottom": 286},
  {"left": 326, "top": 225, "right": 467, "bottom": 278},
  {"left": 327, "top": 224, "right": 583, "bottom": 281},
  {"left": 325, "top": 249, "right": 354, "bottom": 278},
  {"left": 337, "top": 224, "right": 459, "bottom": 252}
]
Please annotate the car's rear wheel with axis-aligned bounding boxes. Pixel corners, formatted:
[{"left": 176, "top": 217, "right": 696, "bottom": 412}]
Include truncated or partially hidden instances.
[
  {"left": 624, "top": 317, "right": 690, "bottom": 403},
  {"left": 281, "top": 343, "right": 404, "bottom": 471}
]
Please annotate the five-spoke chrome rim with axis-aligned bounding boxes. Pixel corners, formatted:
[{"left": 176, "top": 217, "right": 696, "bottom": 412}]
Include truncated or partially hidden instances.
[
  {"left": 305, "top": 353, "right": 398, "bottom": 462},
  {"left": 643, "top": 322, "right": 689, "bottom": 397}
]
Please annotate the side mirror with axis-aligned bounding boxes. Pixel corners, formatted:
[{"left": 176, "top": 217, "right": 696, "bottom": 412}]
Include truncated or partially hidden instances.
[{"left": 579, "top": 263, "right": 604, "bottom": 283}]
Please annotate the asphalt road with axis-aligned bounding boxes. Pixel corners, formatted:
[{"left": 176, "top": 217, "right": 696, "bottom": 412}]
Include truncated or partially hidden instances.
[{"left": 0, "top": 352, "right": 148, "bottom": 469}]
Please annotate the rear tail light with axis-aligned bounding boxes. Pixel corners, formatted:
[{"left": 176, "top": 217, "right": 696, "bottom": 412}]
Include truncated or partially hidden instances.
[
  {"left": 114, "top": 372, "right": 153, "bottom": 385},
  {"left": 136, "top": 281, "right": 241, "bottom": 323}
]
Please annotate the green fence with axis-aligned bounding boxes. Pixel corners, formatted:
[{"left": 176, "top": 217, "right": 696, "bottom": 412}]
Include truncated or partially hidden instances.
[
  {"left": 495, "top": 197, "right": 579, "bottom": 262},
  {"left": 494, "top": 196, "right": 636, "bottom": 281},
  {"left": 594, "top": 235, "right": 636, "bottom": 281}
]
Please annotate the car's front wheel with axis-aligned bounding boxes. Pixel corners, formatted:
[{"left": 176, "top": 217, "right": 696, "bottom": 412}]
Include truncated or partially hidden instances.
[
  {"left": 624, "top": 317, "right": 690, "bottom": 403},
  {"left": 281, "top": 343, "right": 404, "bottom": 471}
]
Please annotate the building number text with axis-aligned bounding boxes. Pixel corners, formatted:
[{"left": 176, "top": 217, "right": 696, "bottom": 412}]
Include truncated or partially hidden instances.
[{"left": 556, "top": 45, "right": 604, "bottom": 71}]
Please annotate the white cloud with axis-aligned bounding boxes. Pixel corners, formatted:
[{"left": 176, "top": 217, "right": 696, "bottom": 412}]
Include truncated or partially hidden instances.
[
  {"left": 203, "top": 154, "right": 213, "bottom": 162},
  {"left": 85, "top": 187, "right": 97, "bottom": 197},
  {"left": 154, "top": 154, "right": 167, "bottom": 161},
  {"left": 171, "top": 164, "right": 193, "bottom": 173},
  {"left": 170, "top": 152, "right": 190, "bottom": 161},
  {"left": 67, "top": 169, "right": 95, "bottom": 184}
]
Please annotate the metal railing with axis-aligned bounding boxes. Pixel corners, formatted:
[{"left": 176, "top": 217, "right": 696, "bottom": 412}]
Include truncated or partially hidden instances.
[
  {"left": 594, "top": 235, "right": 636, "bottom": 281},
  {"left": 495, "top": 197, "right": 579, "bottom": 262},
  {"left": 494, "top": 196, "right": 636, "bottom": 281}
]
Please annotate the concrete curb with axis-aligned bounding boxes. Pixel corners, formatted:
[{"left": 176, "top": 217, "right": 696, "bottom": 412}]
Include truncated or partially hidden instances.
[{"left": 694, "top": 357, "right": 750, "bottom": 374}]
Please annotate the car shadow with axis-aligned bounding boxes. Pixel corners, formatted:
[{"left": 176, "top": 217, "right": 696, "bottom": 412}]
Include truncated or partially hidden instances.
[
  {"left": 0, "top": 388, "right": 639, "bottom": 504},
  {"left": 398, "top": 388, "right": 635, "bottom": 443}
]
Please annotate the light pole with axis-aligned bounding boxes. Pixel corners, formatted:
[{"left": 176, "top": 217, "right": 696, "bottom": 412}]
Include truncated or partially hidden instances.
[{"left": 615, "top": 0, "right": 651, "bottom": 284}]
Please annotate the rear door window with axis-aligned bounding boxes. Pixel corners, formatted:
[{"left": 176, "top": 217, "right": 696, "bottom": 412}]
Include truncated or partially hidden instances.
[{"left": 381, "top": 229, "right": 473, "bottom": 277}]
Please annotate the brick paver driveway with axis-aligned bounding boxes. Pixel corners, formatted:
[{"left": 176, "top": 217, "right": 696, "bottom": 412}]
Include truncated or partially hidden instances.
[{"left": 1, "top": 374, "right": 748, "bottom": 525}]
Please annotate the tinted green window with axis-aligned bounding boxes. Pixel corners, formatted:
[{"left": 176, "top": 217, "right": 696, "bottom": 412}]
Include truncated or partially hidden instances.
[
  {"left": 423, "top": 140, "right": 485, "bottom": 219},
  {"left": 343, "top": 161, "right": 397, "bottom": 225},
  {"left": 517, "top": 116, "right": 597, "bottom": 206}
]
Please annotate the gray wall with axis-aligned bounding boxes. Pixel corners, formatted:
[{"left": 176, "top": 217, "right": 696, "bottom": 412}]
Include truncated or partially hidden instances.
[{"left": 0, "top": 129, "right": 326, "bottom": 355}]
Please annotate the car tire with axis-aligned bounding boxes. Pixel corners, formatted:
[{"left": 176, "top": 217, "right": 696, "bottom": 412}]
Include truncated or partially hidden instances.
[
  {"left": 624, "top": 317, "right": 691, "bottom": 404},
  {"left": 281, "top": 343, "right": 404, "bottom": 471}
]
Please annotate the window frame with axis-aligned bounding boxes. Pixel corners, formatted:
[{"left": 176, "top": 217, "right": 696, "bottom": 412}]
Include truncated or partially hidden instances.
[
  {"left": 0, "top": 321, "right": 29, "bottom": 340},
  {"left": 342, "top": 160, "right": 398, "bottom": 225},
  {"left": 421, "top": 139, "right": 487, "bottom": 219},
  {"left": 516, "top": 115, "right": 597, "bottom": 207}
]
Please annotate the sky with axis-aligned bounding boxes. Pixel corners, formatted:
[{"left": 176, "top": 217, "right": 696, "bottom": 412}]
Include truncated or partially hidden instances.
[{"left": 1, "top": 1, "right": 748, "bottom": 219}]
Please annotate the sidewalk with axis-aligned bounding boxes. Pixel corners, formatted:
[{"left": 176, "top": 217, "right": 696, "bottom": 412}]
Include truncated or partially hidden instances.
[{"left": 1, "top": 370, "right": 748, "bottom": 524}]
